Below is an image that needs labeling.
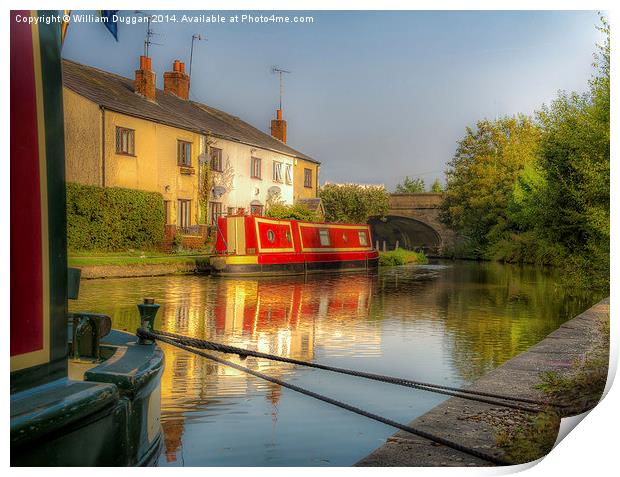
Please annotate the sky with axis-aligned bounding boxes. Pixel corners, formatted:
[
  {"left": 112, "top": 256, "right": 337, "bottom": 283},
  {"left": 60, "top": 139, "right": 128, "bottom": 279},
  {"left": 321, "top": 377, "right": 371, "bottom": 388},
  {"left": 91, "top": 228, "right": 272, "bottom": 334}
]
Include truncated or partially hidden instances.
[{"left": 62, "top": 10, "right": 605, "bottom": 189}]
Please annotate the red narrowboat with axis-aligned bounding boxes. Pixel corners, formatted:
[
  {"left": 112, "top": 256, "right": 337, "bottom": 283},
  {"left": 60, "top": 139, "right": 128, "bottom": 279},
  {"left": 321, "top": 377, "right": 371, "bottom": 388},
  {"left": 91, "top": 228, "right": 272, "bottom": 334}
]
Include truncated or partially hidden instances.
[{"left": 211, "top": 215, "right": 379, "bottom": 276}]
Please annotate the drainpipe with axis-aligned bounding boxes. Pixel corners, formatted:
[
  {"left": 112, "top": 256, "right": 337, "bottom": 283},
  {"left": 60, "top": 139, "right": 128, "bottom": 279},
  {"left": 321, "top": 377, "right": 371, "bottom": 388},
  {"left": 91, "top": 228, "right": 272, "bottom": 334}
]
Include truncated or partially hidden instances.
[{"left": 100, "top": 106, "right": 106, "bottom": 187}]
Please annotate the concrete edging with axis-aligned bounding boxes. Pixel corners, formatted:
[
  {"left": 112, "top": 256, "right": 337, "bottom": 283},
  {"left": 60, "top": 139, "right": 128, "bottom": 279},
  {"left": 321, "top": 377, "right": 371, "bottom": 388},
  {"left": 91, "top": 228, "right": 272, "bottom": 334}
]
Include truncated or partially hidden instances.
[{"left": 355, "top": 298, "right": 610, "bottom": 467}]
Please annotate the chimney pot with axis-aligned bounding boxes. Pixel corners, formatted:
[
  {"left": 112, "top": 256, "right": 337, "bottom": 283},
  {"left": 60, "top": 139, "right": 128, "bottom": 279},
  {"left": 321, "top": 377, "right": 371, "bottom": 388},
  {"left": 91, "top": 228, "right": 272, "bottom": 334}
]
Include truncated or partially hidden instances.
[
  {"left": 135, "top": 56, "right": 156, "bottom": 101},
  {"left": 164, "top": 60, "right": 190, "bottom": 100}
]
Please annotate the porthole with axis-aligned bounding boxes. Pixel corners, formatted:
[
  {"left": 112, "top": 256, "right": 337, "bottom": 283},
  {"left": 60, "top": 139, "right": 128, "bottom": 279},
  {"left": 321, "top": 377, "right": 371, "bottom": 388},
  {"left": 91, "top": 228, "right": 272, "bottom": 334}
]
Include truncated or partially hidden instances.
[{"left": 267, "top": 229, "right": 276, "bottom": 243}]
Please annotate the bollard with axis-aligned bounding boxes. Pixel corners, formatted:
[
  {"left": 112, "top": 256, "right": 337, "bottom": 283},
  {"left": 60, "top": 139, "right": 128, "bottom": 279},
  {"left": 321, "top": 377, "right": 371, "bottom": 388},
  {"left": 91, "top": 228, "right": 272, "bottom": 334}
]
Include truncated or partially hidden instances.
[
  {"left": 395, "top": 240, "right": 399, "bottom": 250},
  {"left": 137, "top": 297, "right": 160, "bottom": 345}
]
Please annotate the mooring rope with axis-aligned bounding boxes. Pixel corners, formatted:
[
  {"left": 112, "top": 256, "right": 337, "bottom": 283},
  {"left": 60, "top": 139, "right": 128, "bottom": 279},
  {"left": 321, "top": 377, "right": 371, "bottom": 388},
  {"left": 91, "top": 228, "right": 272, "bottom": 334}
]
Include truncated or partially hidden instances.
[
  {"left": 138, "top": 328, "right": 511, "bottom": 466},
  {"left": 146, "top": 328, "right": 565, "bottom": 413}
]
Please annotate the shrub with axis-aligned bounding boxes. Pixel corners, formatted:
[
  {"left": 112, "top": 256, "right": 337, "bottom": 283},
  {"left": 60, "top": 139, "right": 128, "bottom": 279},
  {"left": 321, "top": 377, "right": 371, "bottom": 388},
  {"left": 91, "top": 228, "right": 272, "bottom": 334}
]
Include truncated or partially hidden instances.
[
  {"left": 66, "top": 183, "right": 165, "bottom": 251},
  {"left": 265, "top": 203, "right": 319, "bottom": 222},
  {"left": 379, "top": 248, "right": 428, "bottom": 266}
]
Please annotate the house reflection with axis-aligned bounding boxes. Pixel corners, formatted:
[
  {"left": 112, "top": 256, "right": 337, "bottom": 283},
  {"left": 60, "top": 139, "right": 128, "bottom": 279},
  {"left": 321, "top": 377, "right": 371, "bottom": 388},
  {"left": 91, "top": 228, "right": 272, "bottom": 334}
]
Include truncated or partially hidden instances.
[{"left": 157, "top": 273, "right": 378, "bottom": 463}]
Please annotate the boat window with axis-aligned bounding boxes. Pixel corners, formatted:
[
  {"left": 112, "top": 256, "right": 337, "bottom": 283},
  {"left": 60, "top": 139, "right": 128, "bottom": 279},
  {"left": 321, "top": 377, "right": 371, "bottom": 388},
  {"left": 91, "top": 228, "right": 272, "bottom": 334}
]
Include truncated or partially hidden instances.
[
  {"left": 342, "top": 233, "right": 348, "bottom": 243},
  {"left": 319, "top": 229, "right": 330, "bottom": 246},
  {"left": 358, "top": 231, "right": 368, "bottom": 246},
  {"left": 285, "top": 230, "right": 292, "bottom": 243},
  {"left": 267, "top": 229, "right": 276, "bottom": 243}
]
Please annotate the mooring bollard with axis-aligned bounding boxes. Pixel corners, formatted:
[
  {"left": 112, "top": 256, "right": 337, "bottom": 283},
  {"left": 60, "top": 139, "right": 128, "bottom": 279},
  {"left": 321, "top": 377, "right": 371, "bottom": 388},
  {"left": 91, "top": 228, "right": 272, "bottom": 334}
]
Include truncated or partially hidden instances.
[{"left": 137, "top": 297, "right": 160, "bottom": 345}]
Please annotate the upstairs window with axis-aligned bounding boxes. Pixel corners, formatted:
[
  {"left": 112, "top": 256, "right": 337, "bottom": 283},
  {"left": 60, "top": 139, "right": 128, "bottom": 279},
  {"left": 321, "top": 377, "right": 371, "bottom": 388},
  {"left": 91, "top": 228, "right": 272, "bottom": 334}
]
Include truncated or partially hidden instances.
[
  {"left": 116, "top": 127, "right": 135, "bottom": 155},
  {"left": 304, "top": 168, "right": 313, "bottom": 188},
  {"left": 177, "top": 140, "right": 192, "bottom": 167},
  {"left": 273, "top": 161, "right": 283, "bottom": 183},
  {"left": 210, "top": 147, "right": 223, "bottom": 172},
  {"left": 251, "top": 157, "right": 262, "bottom": 179},
  {"left": 285, "top": 164, "right": 293, "bottom": 184}
]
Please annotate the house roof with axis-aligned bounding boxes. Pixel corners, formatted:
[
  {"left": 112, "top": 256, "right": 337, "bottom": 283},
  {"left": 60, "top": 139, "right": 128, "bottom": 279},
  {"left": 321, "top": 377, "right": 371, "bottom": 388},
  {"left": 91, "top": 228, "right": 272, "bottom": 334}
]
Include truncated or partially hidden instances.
[{"left": 61, "top": 59, "right": 319, "bottom": 164}]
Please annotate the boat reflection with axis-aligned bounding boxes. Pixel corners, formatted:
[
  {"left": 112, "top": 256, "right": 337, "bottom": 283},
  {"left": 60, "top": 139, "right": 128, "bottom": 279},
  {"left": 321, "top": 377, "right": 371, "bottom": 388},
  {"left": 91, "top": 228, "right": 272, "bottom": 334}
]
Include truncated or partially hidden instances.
[{"left": 155, "top": 274, "right": 378, "bottom": 463}]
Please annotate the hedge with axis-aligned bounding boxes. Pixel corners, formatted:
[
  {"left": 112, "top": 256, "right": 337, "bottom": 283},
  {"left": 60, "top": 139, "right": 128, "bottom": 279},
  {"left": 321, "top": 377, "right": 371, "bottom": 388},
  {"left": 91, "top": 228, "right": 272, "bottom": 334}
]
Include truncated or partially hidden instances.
[{"left": 66, "top": 183, "right": 165, "bottom": 251}]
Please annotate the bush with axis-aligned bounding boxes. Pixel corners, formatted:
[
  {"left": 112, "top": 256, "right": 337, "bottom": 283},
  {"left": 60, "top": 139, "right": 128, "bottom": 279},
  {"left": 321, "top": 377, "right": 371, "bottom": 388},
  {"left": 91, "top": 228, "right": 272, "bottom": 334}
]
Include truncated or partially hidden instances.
[
  {"left": 379, "top": 248, "right": 428, "bottom": 266},
  {"left": 319, "top": 183, "right": 389, "bottom": 223},
  {"left": 66, "top": 183, "right": 165, "bottom": 251},
  {"left": 265, "top": 203, "right": 319, "bottom": 221}
]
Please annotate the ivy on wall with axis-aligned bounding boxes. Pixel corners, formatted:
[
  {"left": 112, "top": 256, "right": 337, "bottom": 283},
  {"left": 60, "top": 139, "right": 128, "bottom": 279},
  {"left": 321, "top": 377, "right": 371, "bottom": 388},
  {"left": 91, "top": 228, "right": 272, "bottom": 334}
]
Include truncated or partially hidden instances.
[{"left": 66, "top": 182, "right": 165, "bottom": 251}]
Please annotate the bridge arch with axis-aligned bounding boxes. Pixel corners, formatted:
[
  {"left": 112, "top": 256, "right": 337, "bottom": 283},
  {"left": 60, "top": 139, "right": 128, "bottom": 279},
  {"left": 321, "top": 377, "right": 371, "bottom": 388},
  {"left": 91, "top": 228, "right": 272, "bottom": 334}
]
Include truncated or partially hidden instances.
[{"left": 369, "top": 215, "right": 442, "bottom": 256}]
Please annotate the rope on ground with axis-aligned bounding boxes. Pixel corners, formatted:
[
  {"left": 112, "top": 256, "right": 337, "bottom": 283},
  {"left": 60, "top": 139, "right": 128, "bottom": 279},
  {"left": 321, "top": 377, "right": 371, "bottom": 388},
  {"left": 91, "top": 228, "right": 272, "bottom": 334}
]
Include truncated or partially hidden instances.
[
  {"left": 148, "top": 328, "right": 565, "bottom": 413},
  {"left": 138, "top": 328, "right": 511, "bottom": 466}
]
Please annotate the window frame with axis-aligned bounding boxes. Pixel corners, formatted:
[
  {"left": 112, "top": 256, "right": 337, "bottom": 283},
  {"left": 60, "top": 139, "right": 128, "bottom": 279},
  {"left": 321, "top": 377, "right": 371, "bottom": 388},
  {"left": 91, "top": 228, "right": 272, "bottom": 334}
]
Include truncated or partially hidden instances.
[
  {"left": 304, "top": 168, "right": 313, "bottom": 188},
  {"left": 177, "top": 199, "right": 192, "bottom": 230},
  {"left": 319, "top": 229, "right": 331, "bottom": 246},
  {"left": 272, "top": 161, "right": 283, "bottom": 183},
  {"left": 210, "top": 147, "right": 223, "bottom": 172},
  {"left": 285, "top": 164, "right": 293, "bottom": 184},
  {"left": 358, "top": 230, "right": 368, "bottom": 247},
  {"left": 177, "top": 140, "right": 192, "bottom": 167},
  {"left": 208, "top": 201, "right": 222, "bottom": 226},
  {"left": 250, "top": 204, "right": 264, "bottom": 216},
  {"left": 251, "top": 156, "right": 262, "bottom": 179},
  {"left": 115, "top": 126, "right": 135, "bottom": 156}
]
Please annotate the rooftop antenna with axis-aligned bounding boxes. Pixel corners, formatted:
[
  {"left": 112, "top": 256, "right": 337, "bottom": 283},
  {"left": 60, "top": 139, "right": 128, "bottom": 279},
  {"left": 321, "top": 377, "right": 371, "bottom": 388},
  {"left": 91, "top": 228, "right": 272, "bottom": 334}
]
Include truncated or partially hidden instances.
[
  {"left": 271, "top": 66, "right": 291, "bottom": 111},
  {"left": 134, "top": 11, "right": 162, "bottom": 57},
  {"left": 189, "top": 34, "right": 206, "bottom": 82}
]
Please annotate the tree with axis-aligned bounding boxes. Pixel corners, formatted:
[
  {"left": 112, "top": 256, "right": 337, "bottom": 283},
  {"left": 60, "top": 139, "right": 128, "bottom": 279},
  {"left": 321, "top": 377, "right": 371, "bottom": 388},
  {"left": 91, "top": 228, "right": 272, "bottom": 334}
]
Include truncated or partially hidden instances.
[
  {"left": 395, "top": 176, "right": 425, "bottom": 193},
  {"left": 440, "top": 115, "right": 541, "bottom": 252},
  {"left": 265, "top": 203, "right": 319, "bottom": 222},
  {"left": 319, "top": 183, "right": 390, "bottom": 223},
  {"left": 431, "top": 179, "right": 443, "bottom": 193}
]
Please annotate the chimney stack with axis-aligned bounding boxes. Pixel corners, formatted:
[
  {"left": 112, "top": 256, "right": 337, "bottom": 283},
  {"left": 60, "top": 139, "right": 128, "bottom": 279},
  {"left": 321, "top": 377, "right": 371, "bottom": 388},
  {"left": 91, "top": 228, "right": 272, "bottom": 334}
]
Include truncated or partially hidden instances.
[
  {"left": 134, "top": 55, "right": 156, "bottom": 101},
  {"left": 271, "top": 109, "right": 287, "bottom": 143},
  {"left": 164, "top": 60, "right": 190, "bottom": 100}
]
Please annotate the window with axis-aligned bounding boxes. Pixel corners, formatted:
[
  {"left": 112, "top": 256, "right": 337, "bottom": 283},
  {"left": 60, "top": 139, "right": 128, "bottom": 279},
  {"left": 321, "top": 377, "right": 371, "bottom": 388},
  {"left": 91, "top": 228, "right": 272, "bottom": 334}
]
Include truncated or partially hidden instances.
[
  {"left": 164, "top": 200, "right": 171, "bottom": 225},
  {"left": 250, "top": 204, "right": 263, "bottom": 216},
  {"left": 177, "top": 199, "right": 191, "bottom": 230},
  {"left": 177, "top": 140, "right": 192, "bottom": 166},
  {"left": 304, "top": 168, "right": 313, "bottom": 188},
  {"left": 285, "top": 164, "right": 293, "bottom": 184},
  {"left": 209, "top": 201, "right": 222, "bottom": 225},
  {"left": 210, "top": 147, "right": 223, "bottom": 172},
  {"left": 251, "top": 157, "right": 262, "bottom": 179},
  {"left": 273, "top": 161, "right": 283, "bottom": 183},
  {"left": 319, "top": 229, "right": 330, "bottom": 246},
  {"left": 115, "top": 127, "right": 135, "bottom": 155},
  {"left": 358, "top": 231, "right": 368, "bottom": 247}
]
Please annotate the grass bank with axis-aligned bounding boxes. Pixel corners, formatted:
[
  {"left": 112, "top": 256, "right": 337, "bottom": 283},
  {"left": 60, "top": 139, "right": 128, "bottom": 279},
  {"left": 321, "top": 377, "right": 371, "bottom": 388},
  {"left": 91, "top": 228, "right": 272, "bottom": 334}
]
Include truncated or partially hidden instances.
[
  {"left": 378, "top": 248, "right": 428, "bottom": 267},
  {"left": 494, "top": 315, "right": 610, "bottom": 464},
  {"left": 68, "top": 250, "right": 212, "bottom": 267}
]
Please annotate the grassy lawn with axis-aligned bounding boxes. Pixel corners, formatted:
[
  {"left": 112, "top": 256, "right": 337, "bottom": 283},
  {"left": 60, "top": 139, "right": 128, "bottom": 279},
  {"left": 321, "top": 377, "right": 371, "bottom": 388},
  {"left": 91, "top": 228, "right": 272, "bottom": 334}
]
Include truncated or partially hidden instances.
[
  {"left": 378, "top": 248, "right": 428, "bottom": 266},
  {"left": 68, "top": 250, "right": 213, "bottom": 267}
]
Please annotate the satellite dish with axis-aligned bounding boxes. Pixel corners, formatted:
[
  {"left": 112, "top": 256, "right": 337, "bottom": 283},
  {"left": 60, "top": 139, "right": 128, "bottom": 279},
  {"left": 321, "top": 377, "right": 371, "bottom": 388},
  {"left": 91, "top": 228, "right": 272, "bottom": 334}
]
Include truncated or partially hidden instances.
[
  {"left": 212, "top": 186, "right": 227, "bottom": 198},
  {"left": 268, "top": 186, "right": 281, "bottom": 195}
]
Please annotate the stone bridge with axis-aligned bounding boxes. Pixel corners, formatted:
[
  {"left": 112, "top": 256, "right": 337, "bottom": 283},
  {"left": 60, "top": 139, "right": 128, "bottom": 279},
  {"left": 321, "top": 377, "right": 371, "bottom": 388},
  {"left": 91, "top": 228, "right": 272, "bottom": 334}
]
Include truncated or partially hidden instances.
[{"left": 369, "top": 193, "right": 456, "bottom": 256}]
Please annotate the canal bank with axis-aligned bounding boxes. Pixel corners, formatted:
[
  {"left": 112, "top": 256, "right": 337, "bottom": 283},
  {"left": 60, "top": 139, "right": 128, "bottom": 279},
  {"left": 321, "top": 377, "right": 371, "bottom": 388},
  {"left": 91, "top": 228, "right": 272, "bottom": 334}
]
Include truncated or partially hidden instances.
[{"left": 356, "top": 297, "right": 610, "bottom": 467}]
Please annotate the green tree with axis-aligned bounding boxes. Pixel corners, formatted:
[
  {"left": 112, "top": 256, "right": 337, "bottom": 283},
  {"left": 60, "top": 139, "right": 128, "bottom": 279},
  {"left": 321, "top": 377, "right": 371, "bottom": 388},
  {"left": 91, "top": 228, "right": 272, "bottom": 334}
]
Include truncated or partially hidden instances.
[
  {"left": 395, "top": 176, "right": 425, "bottom": 193},
  {"left": 265, "top": 203, "right": 319, "bottom": 222},
  {"left": 440, "top": 115, "right": 541, "bottom": 254},
  {"left": 431, "top": 178, "right": 443, "bottom": 193},
  {"left": 319, "top": 183, "right": 390, "bottom": 223}
]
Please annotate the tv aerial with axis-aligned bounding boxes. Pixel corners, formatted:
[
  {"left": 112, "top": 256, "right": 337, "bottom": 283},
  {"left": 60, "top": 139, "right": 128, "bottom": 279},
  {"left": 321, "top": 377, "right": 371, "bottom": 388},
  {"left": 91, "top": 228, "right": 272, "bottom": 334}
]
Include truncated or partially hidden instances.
[{"left": 271, "top": 66, "right": 291, "bottom": 110}]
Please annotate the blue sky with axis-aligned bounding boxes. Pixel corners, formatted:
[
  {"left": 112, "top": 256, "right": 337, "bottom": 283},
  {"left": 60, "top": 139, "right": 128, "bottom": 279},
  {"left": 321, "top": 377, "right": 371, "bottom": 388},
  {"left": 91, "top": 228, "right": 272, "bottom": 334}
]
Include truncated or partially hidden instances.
[{"left": 62, "top": 10, "right": 604, "bottom": 189}]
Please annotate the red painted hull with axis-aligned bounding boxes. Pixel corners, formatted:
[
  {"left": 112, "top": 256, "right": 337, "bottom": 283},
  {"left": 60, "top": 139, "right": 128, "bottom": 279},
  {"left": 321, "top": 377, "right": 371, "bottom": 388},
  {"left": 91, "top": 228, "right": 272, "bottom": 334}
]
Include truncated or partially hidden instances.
[{"left": 213, "top": 215, "right": 379, "bottom": 275}]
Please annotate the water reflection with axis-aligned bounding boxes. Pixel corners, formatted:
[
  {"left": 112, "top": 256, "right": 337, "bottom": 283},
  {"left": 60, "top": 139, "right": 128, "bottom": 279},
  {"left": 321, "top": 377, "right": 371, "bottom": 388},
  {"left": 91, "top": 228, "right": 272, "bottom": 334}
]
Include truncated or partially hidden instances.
[{"left": 70, "top": 261, "right": 601, "bottom": 466}]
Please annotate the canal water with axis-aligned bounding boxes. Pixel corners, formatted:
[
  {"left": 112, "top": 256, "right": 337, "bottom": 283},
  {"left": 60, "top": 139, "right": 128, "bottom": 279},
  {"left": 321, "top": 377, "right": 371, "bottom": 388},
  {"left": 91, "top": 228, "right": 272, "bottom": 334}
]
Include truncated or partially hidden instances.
[{"left": 70, "top": 261, "right": 601, "bottom": 466}]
